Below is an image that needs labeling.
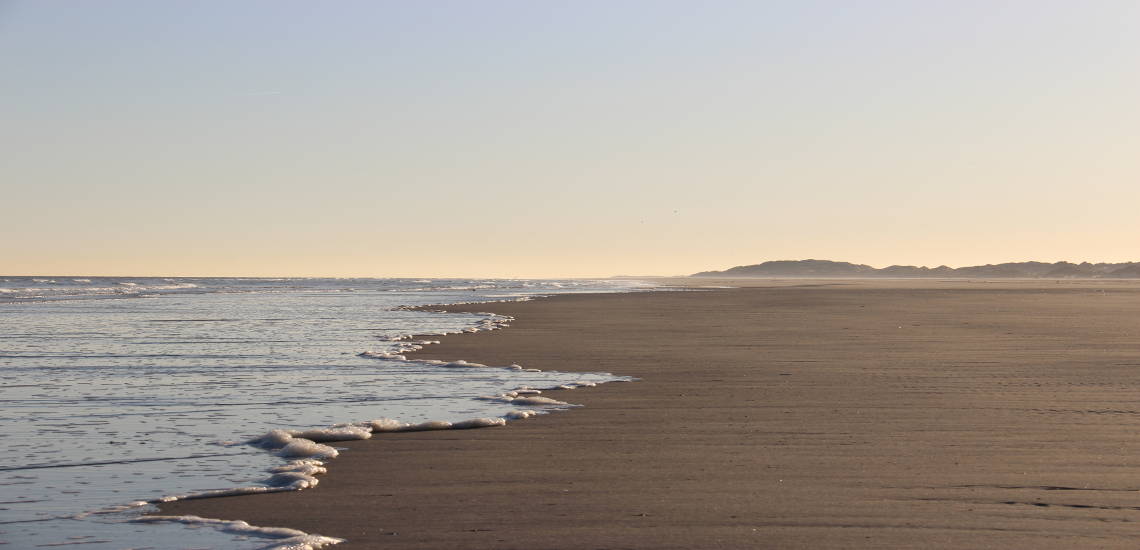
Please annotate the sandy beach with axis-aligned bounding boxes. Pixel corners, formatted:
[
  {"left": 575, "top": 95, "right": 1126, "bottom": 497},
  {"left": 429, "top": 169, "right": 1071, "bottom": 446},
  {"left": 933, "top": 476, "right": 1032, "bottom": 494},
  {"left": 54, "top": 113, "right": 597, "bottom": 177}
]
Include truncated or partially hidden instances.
[{"left": 160, "top": 279, "right": 1140, "bottom": 548}]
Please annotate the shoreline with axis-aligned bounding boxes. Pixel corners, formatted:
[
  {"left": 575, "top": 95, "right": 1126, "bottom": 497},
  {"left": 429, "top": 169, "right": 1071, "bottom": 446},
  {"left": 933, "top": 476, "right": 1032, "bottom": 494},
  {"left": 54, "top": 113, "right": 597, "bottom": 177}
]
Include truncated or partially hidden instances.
[
  {"left": 159, "top": 280, "right": 1140, "bottom": 548},
  {"left": 146, "top": 290, "right": 645, "bottom": 547}
]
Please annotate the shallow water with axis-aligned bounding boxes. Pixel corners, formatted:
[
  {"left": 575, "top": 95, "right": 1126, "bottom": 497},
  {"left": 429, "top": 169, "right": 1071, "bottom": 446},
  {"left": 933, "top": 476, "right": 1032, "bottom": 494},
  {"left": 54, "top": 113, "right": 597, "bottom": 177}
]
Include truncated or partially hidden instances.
[{"left": 0, "top": 277, "right": 647, "bottom": 548}]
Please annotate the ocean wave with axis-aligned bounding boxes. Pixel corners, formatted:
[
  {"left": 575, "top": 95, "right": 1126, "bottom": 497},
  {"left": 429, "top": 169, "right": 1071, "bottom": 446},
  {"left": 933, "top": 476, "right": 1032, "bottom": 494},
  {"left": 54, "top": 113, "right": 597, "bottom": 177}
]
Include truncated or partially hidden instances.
[
  {"left": 0, "top": 281, "right": 202, "bottom": 302},
  {"left": 1, "top": 276, "right": 653, "bottom": 305}
]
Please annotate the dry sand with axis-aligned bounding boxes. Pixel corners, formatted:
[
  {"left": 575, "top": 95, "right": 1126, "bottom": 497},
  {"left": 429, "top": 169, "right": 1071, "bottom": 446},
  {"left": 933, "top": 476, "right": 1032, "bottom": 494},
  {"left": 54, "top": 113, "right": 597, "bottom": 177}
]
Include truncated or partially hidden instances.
[{"left": 160, "top": 279, "right": 1140, "bottom": 548}]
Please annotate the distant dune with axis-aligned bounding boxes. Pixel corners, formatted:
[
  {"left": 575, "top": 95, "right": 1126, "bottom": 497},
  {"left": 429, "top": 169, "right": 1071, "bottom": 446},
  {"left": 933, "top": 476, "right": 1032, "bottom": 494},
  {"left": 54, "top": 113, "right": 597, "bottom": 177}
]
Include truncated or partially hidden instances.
[{"left": 692, "top": 259, "right": 1140, "bottom": 278}]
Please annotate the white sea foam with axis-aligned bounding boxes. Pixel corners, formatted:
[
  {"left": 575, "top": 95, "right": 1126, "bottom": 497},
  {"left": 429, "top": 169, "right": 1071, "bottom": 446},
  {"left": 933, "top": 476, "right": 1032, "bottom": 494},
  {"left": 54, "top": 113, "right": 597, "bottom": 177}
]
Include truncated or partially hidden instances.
[
  {"left": 364, "top": 418, "right": 405, "bottom": 432},
  {"left": 441, "top": 359, "right": 487, "bottom": 368},
  {"left": 249, "top": 430, "right": 341, "bottom": 459},
  {"left": 357, "top": 350, "right": 406, "bottom": 360},
  {"left": 268, "top": 459, "right": 327, "bottom": 476},
  {"left": 278, "top": 439, "right": 339, "bottom": 459},
  {"left": 287, "top": 426, "right": 372, "bottom": 443},
  {"left": 249, "top": 429, "right": 296, "bottom": 449},
  {"left": 451, "top": 417, "right": 507, "bottom": 429},
  {"left": 264, "top": 471, "right": 320, "bottom": 490},
  {"left": 136, "top": 515, "right": 343, "bottom": 549},
  {"left": 260, "top": 459, "right": 329, "bottom": 491},
  {"left": 478, "top": 394, "right": 573, "bottom": 406},
  {"left": 399, "top": 420, "right": 454, "bottom": 431},
  {"left": 357, "top": 351, "right": 538, "bottom": 374},
  {"left": 510, "top": 396, "right": 574, "bottom": 406},
  {"left": 160, "top": 485, "right": 292, "bottom": 501}
]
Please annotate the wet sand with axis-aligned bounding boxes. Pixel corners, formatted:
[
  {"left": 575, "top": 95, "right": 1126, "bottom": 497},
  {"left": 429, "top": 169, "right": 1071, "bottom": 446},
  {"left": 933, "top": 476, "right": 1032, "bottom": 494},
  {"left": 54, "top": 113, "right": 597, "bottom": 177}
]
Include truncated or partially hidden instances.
[{"left": 160, "top": 280, "right": 1140, "bottom": 548}]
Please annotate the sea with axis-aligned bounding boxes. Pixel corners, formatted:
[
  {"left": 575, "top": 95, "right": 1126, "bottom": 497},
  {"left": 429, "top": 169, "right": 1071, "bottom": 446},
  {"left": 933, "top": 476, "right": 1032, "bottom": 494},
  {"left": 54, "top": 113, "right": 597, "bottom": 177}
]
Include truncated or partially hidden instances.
[{"left": 0, "top": 277, "right": 651, "bottom": 549}]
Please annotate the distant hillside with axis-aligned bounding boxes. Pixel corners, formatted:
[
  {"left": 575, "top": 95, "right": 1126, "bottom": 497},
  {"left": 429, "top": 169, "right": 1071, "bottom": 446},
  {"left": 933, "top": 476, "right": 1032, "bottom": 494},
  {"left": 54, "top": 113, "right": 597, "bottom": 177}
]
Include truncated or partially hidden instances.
[{"left": 692, "top": 260, "right": 1140, "bottom": 279}]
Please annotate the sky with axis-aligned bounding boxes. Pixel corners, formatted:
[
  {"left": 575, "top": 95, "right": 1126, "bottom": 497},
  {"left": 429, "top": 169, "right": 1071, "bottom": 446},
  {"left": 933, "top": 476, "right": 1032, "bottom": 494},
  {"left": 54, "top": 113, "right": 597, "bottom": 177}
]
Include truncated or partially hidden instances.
[{"left": 2, "top": 0, "right": 1139, "bottom": 278}]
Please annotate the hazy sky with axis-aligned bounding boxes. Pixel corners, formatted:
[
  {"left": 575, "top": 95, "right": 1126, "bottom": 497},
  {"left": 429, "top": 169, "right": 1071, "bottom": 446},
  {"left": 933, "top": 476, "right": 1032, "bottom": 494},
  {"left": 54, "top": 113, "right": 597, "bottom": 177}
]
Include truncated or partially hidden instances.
[{"left": 3, "top": 1, "right": 1138, "bottom": 277}]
